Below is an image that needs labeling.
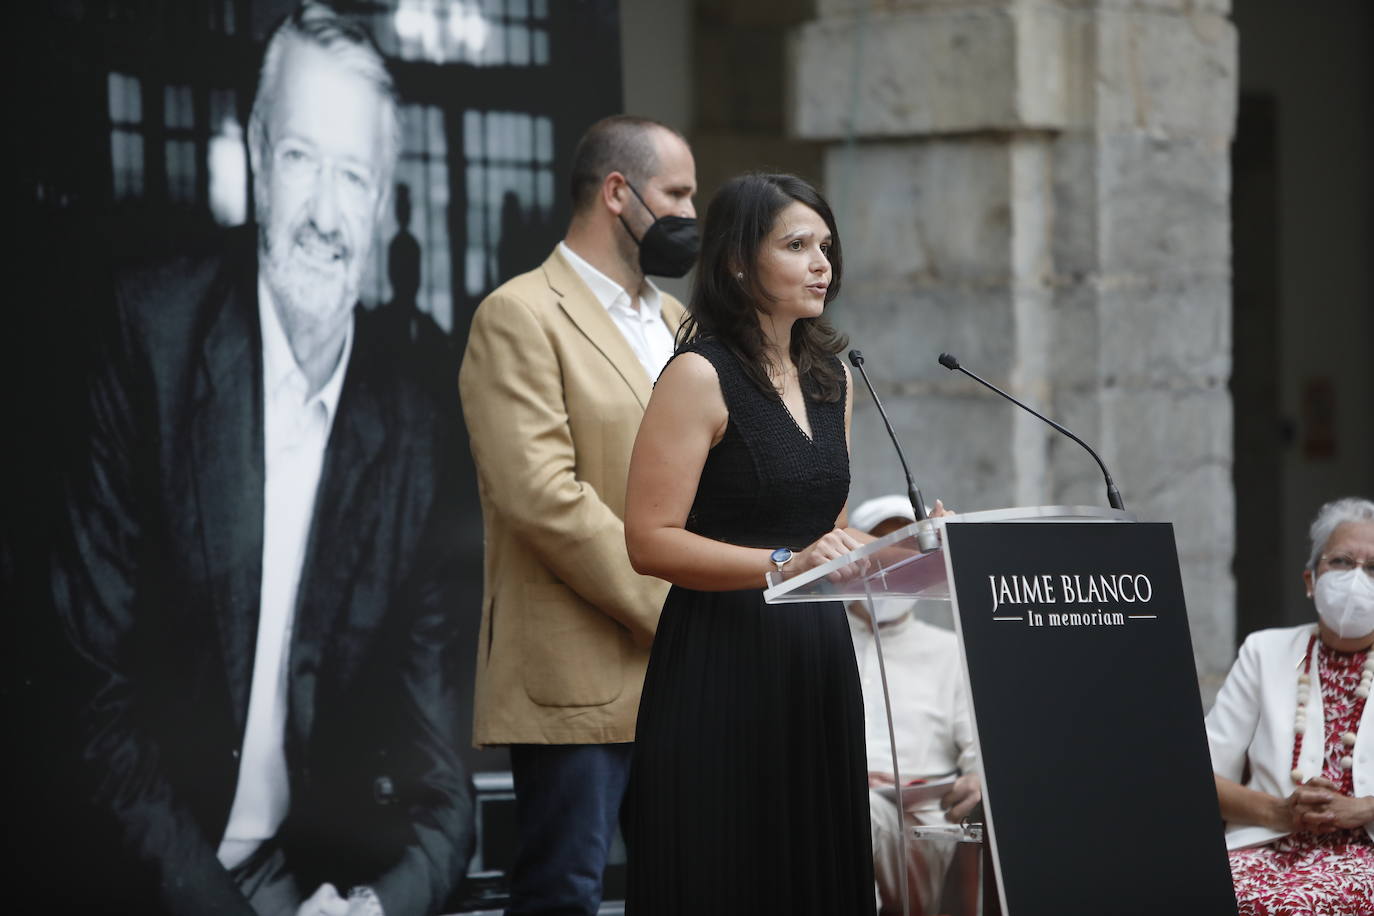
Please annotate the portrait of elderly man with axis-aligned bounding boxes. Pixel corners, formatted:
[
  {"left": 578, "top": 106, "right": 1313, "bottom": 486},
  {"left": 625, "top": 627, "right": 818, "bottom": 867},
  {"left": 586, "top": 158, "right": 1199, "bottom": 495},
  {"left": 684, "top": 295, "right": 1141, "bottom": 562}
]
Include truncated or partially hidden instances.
[{"left": 50, "top": 5, "right": 474, "bottom": 915}]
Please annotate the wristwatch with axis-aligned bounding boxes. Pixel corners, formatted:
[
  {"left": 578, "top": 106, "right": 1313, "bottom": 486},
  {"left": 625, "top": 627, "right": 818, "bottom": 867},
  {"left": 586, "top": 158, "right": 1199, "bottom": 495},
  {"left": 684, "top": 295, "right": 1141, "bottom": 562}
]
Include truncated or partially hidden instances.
[{"left": 769, "top": 546, "right": 795, "bottom": 575}]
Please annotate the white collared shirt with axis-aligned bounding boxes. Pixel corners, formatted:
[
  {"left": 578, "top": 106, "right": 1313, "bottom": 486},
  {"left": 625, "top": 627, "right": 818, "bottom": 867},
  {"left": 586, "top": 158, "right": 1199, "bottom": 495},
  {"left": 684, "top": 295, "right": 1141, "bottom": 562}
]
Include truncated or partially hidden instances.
[
  {"left": 847, "top": 609, "right": 978, "bottom": 812},
  {"left": 216, "top": 281, "right": 354, "bottom": 870},
  {"left": 557, "top": 241, "right": 676, "bottom": 381}
]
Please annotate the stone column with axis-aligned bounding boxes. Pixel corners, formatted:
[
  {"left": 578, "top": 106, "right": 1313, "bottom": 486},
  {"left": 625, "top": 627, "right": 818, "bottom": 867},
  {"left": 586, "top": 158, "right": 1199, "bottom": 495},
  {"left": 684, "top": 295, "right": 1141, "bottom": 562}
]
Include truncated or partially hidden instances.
[{"left": 791, "top": 0, "right": 1238, "bottom": 688}]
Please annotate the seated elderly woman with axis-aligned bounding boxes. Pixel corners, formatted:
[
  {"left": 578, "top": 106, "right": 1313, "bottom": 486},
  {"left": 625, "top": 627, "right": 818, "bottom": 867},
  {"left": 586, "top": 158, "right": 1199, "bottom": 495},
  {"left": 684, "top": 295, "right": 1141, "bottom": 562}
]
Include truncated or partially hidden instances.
[{"left": 1206, "top": 497, "right": 1374, "bottom": 914}]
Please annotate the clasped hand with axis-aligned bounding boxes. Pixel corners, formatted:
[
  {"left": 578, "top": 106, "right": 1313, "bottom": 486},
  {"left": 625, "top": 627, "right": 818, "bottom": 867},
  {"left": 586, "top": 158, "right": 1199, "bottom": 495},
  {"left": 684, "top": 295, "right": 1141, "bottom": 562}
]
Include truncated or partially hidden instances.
[{"left": 1286, "top": 777, "right": 1374, "bottom": 833}]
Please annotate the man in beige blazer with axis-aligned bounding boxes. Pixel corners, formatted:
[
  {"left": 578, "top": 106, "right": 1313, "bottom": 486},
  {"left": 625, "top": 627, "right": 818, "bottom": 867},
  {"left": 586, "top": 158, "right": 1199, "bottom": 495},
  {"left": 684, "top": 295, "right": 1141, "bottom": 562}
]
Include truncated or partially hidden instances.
[{"left": 458, "top": 115, "right": 696, "bottom": 915}]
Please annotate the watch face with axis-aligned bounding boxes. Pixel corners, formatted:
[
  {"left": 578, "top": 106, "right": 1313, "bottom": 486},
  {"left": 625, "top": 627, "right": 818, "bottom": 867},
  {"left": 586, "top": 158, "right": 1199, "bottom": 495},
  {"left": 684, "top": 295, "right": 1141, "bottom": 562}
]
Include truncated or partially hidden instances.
[{"left": 770, "top": 547, "right": 793, "bottom": 565}]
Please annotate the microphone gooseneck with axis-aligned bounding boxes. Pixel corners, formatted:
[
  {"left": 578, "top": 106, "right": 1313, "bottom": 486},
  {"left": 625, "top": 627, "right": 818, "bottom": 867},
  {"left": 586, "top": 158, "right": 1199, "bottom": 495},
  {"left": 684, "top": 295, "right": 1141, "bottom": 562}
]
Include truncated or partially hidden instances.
[
  {"left": 937, "top": 352, "right": 1125, "bottom": 510},
  {"left": 848, "top": 349, "right": 929, "bottom": 523},
  {"left": 850, "top": 348, "right": 927, "bottom": 916}
]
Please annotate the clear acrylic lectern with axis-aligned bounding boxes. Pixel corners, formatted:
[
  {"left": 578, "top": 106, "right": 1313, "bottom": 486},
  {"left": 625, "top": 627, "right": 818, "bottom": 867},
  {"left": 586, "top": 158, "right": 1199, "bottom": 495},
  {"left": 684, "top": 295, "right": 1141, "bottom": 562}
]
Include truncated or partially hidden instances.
[
  {"left": 762, "top": 504, "right": 1133, "bottom": 603},
  {"left": 761, "top": 505, "right": 1135, "bottom": 916}
]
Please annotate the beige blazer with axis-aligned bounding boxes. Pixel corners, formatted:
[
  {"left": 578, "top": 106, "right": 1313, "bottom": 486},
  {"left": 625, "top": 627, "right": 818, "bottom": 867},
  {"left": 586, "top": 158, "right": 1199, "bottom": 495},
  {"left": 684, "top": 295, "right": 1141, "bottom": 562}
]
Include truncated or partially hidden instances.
[{"left": 459, "top": 248, "right": 684, "bottom": 746}]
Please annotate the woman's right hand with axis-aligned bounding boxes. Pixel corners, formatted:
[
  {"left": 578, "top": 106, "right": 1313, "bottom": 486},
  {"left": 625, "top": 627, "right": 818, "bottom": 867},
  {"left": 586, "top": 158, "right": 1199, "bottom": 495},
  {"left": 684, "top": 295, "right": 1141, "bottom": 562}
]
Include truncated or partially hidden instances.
[
  {"left": 796, "top": 527, "right": 868, "bottom": 581},
  {"left": 1276, "top": 779, "right": 1341, "bottom": 833}
]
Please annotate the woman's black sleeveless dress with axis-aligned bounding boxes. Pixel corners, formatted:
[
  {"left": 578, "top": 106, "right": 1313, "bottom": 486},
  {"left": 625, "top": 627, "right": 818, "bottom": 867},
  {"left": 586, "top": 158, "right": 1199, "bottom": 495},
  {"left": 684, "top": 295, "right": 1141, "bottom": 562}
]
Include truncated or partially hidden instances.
[{"left": 624, "top": 338, "right": 876, "bottom": 915}]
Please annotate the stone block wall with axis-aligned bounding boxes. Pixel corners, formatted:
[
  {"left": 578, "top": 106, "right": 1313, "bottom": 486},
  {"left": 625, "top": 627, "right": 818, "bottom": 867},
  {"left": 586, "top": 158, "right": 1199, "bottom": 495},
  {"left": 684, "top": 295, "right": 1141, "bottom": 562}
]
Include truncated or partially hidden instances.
[{"left": 792, "top": 0, "right": 1238, "bottom": 691}]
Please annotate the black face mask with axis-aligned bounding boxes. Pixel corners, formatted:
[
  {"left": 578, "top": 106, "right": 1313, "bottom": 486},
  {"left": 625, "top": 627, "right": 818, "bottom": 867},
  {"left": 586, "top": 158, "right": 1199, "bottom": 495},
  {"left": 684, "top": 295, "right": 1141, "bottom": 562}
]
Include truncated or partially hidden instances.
[{"left": 619, "top": 182, "right": 699, "bottom": 278}]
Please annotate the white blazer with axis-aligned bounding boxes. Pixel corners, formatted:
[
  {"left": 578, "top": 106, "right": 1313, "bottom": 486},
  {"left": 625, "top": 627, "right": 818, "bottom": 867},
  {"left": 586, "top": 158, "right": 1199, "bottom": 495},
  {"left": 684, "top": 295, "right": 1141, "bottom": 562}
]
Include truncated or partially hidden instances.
[{"left": 1205, "top": 623, "right": 1374, "bottom": 849}]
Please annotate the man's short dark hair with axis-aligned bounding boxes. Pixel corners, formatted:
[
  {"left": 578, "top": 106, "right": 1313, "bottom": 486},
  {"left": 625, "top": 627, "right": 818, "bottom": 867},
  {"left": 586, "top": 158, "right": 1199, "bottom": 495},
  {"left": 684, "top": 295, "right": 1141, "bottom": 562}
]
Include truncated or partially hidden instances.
[{"left": 568, "top": 115, "right": 683, "bottom": 212}]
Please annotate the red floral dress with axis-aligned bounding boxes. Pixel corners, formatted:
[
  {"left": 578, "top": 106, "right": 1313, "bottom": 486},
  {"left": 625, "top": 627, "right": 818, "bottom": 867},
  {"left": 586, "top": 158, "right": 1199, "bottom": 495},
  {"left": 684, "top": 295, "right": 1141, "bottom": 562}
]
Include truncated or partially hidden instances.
[{"left": 1229, "top": 642, "right": 1374, "bottom": 916}]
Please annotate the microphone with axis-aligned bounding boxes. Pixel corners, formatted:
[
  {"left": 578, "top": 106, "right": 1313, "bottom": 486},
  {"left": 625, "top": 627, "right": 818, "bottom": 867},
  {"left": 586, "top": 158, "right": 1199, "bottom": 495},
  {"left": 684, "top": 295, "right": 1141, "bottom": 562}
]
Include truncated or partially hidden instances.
[
  {"left": 938, "top": 352, "right": 1125, "bottom": 510},
  {"left": 848, "top": 350, "right": 939, "bottom": 550}
]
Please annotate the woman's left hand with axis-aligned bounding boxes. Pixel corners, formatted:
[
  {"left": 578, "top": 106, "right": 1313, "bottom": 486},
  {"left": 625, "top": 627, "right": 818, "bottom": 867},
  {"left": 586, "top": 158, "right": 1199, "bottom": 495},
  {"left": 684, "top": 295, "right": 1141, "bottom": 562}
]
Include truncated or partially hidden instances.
[{"left": 1294, "top": 777, "right": 1374, "bottom": 832}]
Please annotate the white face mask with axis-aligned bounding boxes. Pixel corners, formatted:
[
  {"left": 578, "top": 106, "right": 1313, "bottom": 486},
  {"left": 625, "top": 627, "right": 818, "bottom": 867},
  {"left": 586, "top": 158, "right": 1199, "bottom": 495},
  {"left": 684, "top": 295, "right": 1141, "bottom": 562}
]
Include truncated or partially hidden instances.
[
  {"left": 864, "top": 598, "right": 913, "bottom": 626},
  {"left": 1313, "top": 568, "right": 1374, "bottom": 639}
]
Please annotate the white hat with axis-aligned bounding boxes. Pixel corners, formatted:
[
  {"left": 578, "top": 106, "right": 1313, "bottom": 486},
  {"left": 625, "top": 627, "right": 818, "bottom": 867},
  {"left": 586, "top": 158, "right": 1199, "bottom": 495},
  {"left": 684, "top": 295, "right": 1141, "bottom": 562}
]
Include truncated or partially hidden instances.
[{"left": 849, "top": 494, "right": 916, "bottom": 534}]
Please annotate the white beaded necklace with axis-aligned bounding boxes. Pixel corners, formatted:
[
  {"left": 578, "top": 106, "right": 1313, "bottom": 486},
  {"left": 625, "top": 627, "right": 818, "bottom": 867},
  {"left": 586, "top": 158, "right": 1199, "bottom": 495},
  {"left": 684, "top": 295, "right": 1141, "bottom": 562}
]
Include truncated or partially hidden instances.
[{"left": 1291, "top": 631, "right": 1374, "bottom": 784}]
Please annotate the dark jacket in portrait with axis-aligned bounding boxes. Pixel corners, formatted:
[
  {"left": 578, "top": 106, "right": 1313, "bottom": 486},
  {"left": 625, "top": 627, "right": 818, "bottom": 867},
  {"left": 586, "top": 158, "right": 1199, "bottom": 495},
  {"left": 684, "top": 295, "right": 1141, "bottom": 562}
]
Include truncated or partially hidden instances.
[{"left": 50, "top": 226, "right": 474, "bottom": 916}]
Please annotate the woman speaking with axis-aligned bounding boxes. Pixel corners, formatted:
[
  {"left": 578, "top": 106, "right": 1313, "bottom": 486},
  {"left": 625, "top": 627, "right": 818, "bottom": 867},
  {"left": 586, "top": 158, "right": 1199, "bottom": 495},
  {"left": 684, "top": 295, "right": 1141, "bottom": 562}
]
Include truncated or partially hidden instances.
[{"left": 622, "top": 172, "right": 924, "bottom": 914}]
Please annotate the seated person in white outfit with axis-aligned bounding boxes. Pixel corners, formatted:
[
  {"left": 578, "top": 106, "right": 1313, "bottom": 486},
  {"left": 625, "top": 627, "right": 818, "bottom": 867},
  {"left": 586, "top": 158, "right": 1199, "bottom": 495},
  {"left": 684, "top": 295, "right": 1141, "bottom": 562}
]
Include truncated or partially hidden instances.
[
  {"left": 847, "top": 495, "right": 982, "bottom": 916},
  {"left": 1205, "top": 496, "right": 1374, "bottom": 916}
]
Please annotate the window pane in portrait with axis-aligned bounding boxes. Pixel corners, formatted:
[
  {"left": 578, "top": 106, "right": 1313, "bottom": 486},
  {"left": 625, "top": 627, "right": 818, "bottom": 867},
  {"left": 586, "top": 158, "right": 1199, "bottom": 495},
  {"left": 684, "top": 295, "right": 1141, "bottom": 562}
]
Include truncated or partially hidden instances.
[
  {"left": 208, "top": 89, "right": 238, "bottom": 132},
  {"left": 466, "top": 246, "right": 486, "bottom": 297},
  {"left": 401, "top": 104, "right": 425, "bottom": 156},
  {"left": 107, "top": 73, "right": 126, "bottom": 123},
  {"left": 107, "top": 72, "right": 142, "bottom": 124},
  {"left": 365, "top": 247, "right": 385, "bottom": 307},
  {"left": 508, "top": 0, "right": 529, "bottom": 18},
  {"left": 493, "top": 111, "right": 512, "bottom": 160},
  {"left": 508, "top": 24, "right": 530, "bottom": 66},
  {"left": 391, "top": 0, "right": 432, "bottom": 61},
  {"left": 164, "top": 85, "right": 194, "bottom": 130},
  {"left": 426, "top": 106, "right": 447, "bottom": 156},
  {"left": 532, "top": 29, "right": 549, "bottom": 66},
  {"left": 513, "top": 168, "right": 534, "bottom": 214},
  {"left": 482, "top": 166, "right": 506, "bottom": 248},
  {"left": 534, "top": 116, "right": 553, "bottom": 165},
  {"left": 462, "top": 108, "right": 554, "bottom": 298},
  {"left": 130, "top": 134, "right": 146, "bottom": 197},
  {"left": 398, "top": 158, "right": 425, "bottom": 223},
  {"left": 369, "top": 180, "right": 390, "bottom": 306},
  {"left": 110, "top": 131, "right": 124, "bottom": 198},
  {"left": 359, "top": 242, "right": 383, "bottom": 305},
  {"left": 482, "top": 22, "right": 505, "bottom": 66},
  {"left": 447, "top": 2, "right": 482, "bottom": 65},
  {"left": 464, "top": 109, "right": 483, "bottom": 160},
  {"left": 423, "top": 157, "right": 451, "bottom": 326},
  {"left": 429, "top": 246, "right": 453, "bottom": 333},
  {"left": 427, "top": 158, "right": 450, "bottom": 221},
  {"left": 112, "top": 130, "right": 145, "bottom": 199},
  {"left": 378, "top": 96, "right": 452, "bottom": 318},
  {"left": 466, "top": 164, "right": 486, "bottom": 243},
  {"left": 512, "top": 113, "right": 532, "bottom": 162},
  {"left": 484, "top": 111, "right": 510, "bottom": 161},
  {"left": 166, "top": 139, "right": 198, "bottom": 205},
  {"left": 536, "top": 166, "right": 554, "bottom": 218},
  {"left": 533, "top": 0, "right": 547, "bottom": 18},
  {"left": 408, "top": 176, "right": 428, "bottom": 291},
  {"left": 367, "top": 215, "right": 388, "bottom": 307}
]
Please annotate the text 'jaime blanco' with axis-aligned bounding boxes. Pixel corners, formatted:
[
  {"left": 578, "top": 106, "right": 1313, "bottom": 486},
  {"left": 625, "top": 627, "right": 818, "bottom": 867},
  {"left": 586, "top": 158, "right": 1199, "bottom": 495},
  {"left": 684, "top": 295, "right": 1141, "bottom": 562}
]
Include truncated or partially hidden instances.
[{"left": 987, "top": 573, "right": 1157, "bottom": 627}]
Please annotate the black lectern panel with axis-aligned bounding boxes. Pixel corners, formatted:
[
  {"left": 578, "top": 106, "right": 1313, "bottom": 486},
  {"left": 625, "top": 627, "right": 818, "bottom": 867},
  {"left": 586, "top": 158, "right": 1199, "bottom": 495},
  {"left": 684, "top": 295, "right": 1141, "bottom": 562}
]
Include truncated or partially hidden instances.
[{"left": 944, "top": 522, "right": 1237, "bottom": 916}]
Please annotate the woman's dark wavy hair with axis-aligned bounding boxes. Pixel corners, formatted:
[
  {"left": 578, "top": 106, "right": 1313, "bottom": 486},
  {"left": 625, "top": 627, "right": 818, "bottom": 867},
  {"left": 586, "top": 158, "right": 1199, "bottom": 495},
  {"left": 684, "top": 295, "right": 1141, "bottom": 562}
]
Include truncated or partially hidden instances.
[{"left": 676, "top": 172, "right": 848, "bottom": 402}]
